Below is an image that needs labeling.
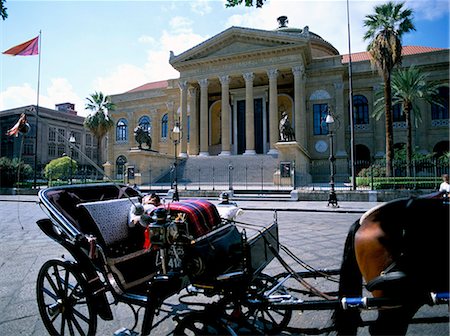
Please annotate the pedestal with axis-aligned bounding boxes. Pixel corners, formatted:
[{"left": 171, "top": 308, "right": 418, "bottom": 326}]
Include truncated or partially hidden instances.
[
  {"left": 274, "top": 141, "right": 311, "bottom": 187},
  {"left": 127, "top": 148, "right": 173, "bottom": 186}
]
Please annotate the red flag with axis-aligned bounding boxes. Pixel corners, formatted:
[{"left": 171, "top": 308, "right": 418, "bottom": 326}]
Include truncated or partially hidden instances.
[{"left": 3, "top": 36, "right": 39, "bottom": 56}]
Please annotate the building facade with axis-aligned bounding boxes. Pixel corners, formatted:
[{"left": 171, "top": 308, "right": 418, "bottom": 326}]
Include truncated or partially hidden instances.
[
  {"left": 0, "top": 103, "right": 98, "bottom": 182},
  {"left": 108, "top": 18, "right": 449, "bottom": 185}
]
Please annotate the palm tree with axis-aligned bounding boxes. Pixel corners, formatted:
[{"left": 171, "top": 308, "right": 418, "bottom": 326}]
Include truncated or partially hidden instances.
[
  {"left": 363, "top": 1, "right": 415, "bottom": 176},
  {"left": 374, "top": 66, "right": 444, "bottom": 176},
  {"left": 392, "top": 67, "right": 444, "bottom": 176},
  {"left": 84, "top": 92, "right": 115, "bottom": 171}
]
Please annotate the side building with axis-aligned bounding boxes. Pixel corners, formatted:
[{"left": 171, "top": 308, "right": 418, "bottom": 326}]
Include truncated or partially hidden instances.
[
  {"left": 0, "top": 103, "right": 98, "bottom": 183},
  {"left": 107, "top": 18, "right": 449, "bottom": 186}
]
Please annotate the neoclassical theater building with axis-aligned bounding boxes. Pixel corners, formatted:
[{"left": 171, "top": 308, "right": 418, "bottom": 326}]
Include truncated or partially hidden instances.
[{"left": 107, "top": 17, "right": 449, "bottom": 186}]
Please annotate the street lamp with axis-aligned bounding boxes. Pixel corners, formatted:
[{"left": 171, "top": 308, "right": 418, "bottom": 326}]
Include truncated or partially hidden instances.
[
  {"left": 69, "top": 133, "right": 76, "bottom": 185},
  {"left": 326, "top": 109, "right": 339, "bottom": 207},
  {"left": 170, "top": 121, "right": 181, "bottom": 201}
]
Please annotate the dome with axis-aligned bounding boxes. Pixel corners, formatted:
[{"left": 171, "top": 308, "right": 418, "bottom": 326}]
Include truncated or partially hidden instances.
[{"left": 274, "top": 16, "right": 340, "bottom": 56}]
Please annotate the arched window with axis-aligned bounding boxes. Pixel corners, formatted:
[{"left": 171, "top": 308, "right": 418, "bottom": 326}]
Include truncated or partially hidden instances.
[
  {"left": 138, "top": 116, "right": 152, "bottom": 134},
  {"left": 431, "top": 87, "right": 449, "bottom": 120},
  {"left": 116, "top": 155, "right": 127, "bottom": 179},
  {"left": 116, "top": 119, "right": 128, "bottom": 142},
  {"left": 392, "top": 103, "right": 405, "bottom": 122},
  {"left": 161, "top": 114, "right": 168, "bottom": 139},
  {"left": 313, "top": 103, "right": 329, "bottom": 135},
  {"left": 353, "top": 95, "right": 369, "bottom": 125}
]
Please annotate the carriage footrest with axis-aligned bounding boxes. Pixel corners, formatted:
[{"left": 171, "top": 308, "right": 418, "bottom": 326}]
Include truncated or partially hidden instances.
[{"left": 113, "top": 327, "right": 139, "bottom": 336}]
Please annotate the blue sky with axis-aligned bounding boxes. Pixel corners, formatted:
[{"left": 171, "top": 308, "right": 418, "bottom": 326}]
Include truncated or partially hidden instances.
[{"left": 1, "top": 0, "right": 449, "bottom": 116}]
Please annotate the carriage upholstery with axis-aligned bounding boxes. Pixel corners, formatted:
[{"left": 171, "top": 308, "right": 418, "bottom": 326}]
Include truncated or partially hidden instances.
[
  {"left": 165, "top": 199, "right": 222, "bottom": 238},
  {"left": 77, "top": 198, "right": 157, "bottom": 290}
]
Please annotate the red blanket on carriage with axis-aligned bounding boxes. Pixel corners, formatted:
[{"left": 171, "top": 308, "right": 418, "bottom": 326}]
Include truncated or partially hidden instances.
[{"left": 167, "top": 199, "right": 222, "bottom": 237}]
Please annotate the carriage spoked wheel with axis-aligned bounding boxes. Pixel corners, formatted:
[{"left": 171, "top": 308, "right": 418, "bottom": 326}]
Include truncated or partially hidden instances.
[
  {"left": 36, "top": 259, "right": 97, "bottom": 336},
  {"left": 173, "top": 311, "right": 232, "bottom": 336},
  {"left": 231, "top": 273, "right": 293, "bottom": 335}
]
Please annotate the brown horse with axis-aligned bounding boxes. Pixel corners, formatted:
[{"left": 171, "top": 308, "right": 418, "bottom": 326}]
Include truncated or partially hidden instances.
[{"left": 335, "top": 192, "right": 449, "bottom": 335}]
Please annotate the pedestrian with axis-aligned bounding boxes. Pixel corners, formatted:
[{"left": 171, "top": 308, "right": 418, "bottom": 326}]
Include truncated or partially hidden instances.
[{"left": 439, "top": 174, "right": 450, "bottom": 193}]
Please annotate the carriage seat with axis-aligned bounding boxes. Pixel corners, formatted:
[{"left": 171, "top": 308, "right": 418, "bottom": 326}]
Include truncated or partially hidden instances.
[
  {"left": 78, "top": 197, "right": 140, "bottom": 250},
  {"left": 77, "top": 198, "right": 157, "bottom": 289}
]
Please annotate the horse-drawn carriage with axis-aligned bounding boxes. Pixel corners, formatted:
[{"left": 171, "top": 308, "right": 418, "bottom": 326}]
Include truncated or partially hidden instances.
[{"left": 36, "top": 183, "right": 449, "bottom": 335}]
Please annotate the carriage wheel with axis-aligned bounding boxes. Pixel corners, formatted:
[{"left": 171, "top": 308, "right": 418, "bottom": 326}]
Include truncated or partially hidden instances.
[
  {"left": 36, "top": 259, "right": 97, "bottom": 336},
  {"left": 174, "top": 311, "right": 232, "bottom": 336},
  {"left": 240, "top": 273, "right": 292, "bottom": 334}
]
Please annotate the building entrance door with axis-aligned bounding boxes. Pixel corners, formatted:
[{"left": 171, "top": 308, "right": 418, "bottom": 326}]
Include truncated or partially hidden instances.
[
  {"left": 237, "top": 100, "right": 246, "bottom": 154},
  {"left": 254, "top": 98, "right": 263, "bottom": 154},
  {"left": 236, "top": 98, "right": 264, "bottom": 154}
]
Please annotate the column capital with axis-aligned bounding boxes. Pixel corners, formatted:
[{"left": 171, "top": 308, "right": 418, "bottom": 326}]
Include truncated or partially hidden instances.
[
  {"left": 188, "top": 86, "right": 198, "bottom": 96},
  {"left": 198, "top": 78, "right": 208, "bottom": 88},
  {"left": 267, "top": 68, "right": 278, "bottom": 80},
  {"left": 178, "top": 80, "right": 188, "bottom": 91},
  {"left": 219, "top": 75, "right": 230, "bottom": 85},
  {"left": 292, "top": 65, "right": 305, "bottom": 77},
  {"left": 243, "top": 72, "right": 254, "bottom": 83}
]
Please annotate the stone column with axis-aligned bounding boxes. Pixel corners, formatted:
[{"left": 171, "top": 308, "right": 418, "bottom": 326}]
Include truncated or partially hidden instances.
[
  {"left": 292, "top": 65, "right": 306, "bottom": 148},
  {"left": 267, "top": 68, "right": 279, "bottom": 155},
  {"left": 219, "top": 75, "right": 231, "bottom": 156},
  {"left": 198, "top": 78, "right": 209, "bottom": 156},
  {"left": 334, "top": 82, "right": 346, "bottom": 156},
  {"left": 243, "top": 72, "right": 256, "bottom": 155},
  {"left": 188, "top": 86, "right": 199, "bottom": 155},
  {"left": 179, "top": 80, "right": 188, "bottom": 157},
  {"left": 166, "top": 101, "right": 174, "bottom": 155}
]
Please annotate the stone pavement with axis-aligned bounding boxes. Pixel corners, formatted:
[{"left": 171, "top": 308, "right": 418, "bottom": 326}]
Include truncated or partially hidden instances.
[{"left": 0, "top": 195, "right": 448, "bottom": 335}]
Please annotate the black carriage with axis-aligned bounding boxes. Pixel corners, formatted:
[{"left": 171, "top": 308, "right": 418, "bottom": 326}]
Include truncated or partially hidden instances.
[
  {"left": 36, "top": 183, "right": 282, "bottom": 335},
  {"left": 36, "top": 183, "right": 449, "bottom": 335}
]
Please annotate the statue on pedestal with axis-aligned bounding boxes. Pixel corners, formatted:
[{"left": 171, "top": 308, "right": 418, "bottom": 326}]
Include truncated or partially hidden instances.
[
  {"left": 134, "top": 125, "right": 152, "bottom": 150},
  {"left": 279, "top": 111, "right": 295, "bottom": 141}
]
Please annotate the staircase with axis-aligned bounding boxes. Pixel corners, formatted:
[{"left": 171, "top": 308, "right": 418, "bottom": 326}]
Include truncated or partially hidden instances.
[{"left": 155, "top": 155, "right": 281, "bottom": 189}]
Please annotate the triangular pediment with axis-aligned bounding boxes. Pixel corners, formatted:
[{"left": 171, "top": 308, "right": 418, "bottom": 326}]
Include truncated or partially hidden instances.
[{"left": 170, "top": 26, "right": 308, "bottom": 67}]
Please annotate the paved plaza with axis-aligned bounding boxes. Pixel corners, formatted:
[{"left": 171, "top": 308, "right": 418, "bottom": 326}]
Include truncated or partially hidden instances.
[{"left": 0, "top": 195, "right": 448, "bottom": 335}]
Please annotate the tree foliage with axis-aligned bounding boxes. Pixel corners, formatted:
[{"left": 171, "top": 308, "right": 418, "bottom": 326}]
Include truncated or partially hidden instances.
[
  {"left": 84, "top": 91, "right": 115, "bottom": 168},
  {"left": 44, "top": 156, "right": 77, "bottom": 182},
  {"left": 0, "top": 157, "right": 32, "bottom": 187},
  {"left": 1, "top": 0, "right": 7, "bottom": 20},
  {"left": 363, "top": 1, "right": 415, "bottom": 177},
  {"left": 226, "top": 0, "right": 266, "bottom": 8},
  {"left": 373, "top": 66, "right": 444, "bottom": 175}
]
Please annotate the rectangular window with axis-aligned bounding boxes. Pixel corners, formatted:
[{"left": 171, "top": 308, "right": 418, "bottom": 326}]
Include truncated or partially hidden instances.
[
  {"left": 58, "top": 129, "right": 66, "bottom": 142},
  {"left": 86, "top": 134, "right": 92, "bottom": 146},
  {"left": 49, "top": 127, "right": 56, "bottom": 142},
  {"left": 313, "top": 104, "right": 329, "bottom": 135},
  {"left": 23, "top": 142, "right": 34, "bottom": 155},
  {"left": 48, "top": 144, "right": 56, "bottom": 157},
  {"left": 57, "top": 144, "right": 65, "bottom": 157}
]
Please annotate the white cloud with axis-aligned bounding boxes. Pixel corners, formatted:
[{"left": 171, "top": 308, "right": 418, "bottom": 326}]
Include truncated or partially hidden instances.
[
  {"left": 406, "top": 0, "right": 450, "bottom": 20},
  {"left": 191, "top": 0, "right": 213, "bottom": 15},
  {"left": 0, "top": 83, "right": 37, "bottom": 111},
  {"left": 91, "top": 64, "right": 151, "bottom": 96},
  {"left": 0, "top": 78, "right": 86, "bottom": 115},
  {"left": 138, "top": 35, "right": 156, "bottom": 44},
  {"left": 91, "top": 21, "right": 209, "bottom": 97},
  {"left": 169, "top": 16, "right": 194, "bottom": 33}
]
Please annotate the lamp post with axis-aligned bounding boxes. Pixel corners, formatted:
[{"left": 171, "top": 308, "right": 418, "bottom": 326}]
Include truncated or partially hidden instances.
[
  {"left": 69, "top": 133, "right": 76, "bottom": 184},
  {"left": 326, "top": 109, "right": 339, "bottom": 207},
  {"left": 170, "top": 121, "right": 181, "bottom": 201}
]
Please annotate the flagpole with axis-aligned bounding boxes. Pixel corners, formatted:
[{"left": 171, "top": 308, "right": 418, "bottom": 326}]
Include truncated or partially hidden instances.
[
  {"left": 347, "top": 0, "right": 356, "bottom": 190},
  {"left": 33, "top": 30, "right": 42, "bottom": 189}
]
